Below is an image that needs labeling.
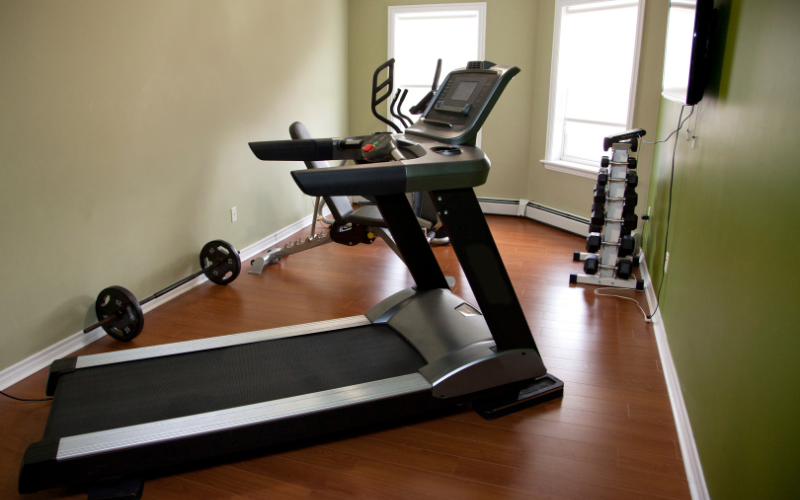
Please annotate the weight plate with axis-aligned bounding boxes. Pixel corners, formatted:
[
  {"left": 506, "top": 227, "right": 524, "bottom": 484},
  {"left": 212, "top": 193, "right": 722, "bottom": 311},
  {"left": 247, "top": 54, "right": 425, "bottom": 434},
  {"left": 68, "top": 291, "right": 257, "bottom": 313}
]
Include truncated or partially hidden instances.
[
  {"left": 200, "top": 240, "right": 242, "bottom": 285},
  {"left": 95, "top": 286, "right": 144, "bottom": 342}
]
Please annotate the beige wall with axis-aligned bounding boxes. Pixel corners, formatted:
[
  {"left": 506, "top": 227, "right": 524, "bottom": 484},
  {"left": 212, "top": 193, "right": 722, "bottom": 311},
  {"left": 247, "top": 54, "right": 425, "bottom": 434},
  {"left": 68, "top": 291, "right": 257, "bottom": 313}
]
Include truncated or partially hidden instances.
[
  {"left": 0, "top": 0, "right": 348, "bottom": 371},
  {"left": 348, "top": 0, "right": 538, "bottom": 199},
  {"left": 526, "top": 0, "right": 668, "bottom": 217},
  {"left": 349, "top": 0, "right": 667, "bottom": 217}
]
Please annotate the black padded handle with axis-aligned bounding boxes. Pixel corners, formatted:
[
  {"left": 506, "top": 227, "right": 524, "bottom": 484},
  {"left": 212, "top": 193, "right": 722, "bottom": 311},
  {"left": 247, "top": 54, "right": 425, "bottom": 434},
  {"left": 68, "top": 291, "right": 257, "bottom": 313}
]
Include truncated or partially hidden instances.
[
  {"left": 291, "top": 164, "right": 407, "bottom": 197},
  {"left": 249, "top": 139, "right": 335, "bottom": 161},
  {"left": 603, "top": 128, "right": 647, "bottom": 152}
]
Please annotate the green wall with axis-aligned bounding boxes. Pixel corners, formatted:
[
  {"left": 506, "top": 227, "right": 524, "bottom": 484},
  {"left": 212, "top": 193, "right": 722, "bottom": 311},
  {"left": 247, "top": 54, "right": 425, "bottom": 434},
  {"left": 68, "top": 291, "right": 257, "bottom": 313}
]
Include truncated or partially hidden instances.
[
  {"left": 0, "top": 0, "right": 348, "bottom": 372},
  {"left": 643, "top": 1, "right": 800, "bottom": 497}
]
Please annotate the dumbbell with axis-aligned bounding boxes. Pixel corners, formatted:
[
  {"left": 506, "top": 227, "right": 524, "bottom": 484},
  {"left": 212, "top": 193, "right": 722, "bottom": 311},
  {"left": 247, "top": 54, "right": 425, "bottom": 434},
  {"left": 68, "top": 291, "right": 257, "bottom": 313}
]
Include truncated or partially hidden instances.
[
  {"left": 586, "top": 232, "right": 634, "bottom": 257},
  {"left": 617, "top": 259, "right": 634, "bottom": 280},
  {"left": 618, "top": 235, "right": 636, "bottom": 257},
  {"left": 584, "top": 254, "right": 599, "bottom": 275},
  {"left": 586, "top": 232, "right": 602, "bottom": 253},
  {"left": 623, "top": 190, "right": 638, "bottom": 215},
  {"left": 623, "top": 212, "right": 638, "bottom": 230},
  {"left": 590, "top": 210, "right": 605, "bottom": 228},
  {"left": 600, "top": 156, "right": 636, "bottom": 169},
  {"left": 593, "top": 185, "right": 606, "bottom": 204},
  {"left": 622, "top": 203, "right": 636, "bottom": 216},
  {"left": 584, "top": 255, "right": 634, "bottom": 279},
  {"left": 597, "top": 171, "right": 608, "bottom": 186},
  {"left": 83, "top": 240, "right": 241, "bottom": 342},
  {"left": 624, "top": 189, "right": 638, "bottom": 206},
  {"left": 626, "top": 171, "right": 638, "bottom": 188},
  {"left": 622, "top": 191, "right": 638, "bottom": 215}
]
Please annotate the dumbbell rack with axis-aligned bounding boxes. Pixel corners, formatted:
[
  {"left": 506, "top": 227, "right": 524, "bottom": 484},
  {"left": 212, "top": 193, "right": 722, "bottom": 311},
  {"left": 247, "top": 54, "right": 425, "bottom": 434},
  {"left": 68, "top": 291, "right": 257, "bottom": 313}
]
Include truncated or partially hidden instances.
[{"left": 570, "top": 132, "right": 645, "bottom": 290}]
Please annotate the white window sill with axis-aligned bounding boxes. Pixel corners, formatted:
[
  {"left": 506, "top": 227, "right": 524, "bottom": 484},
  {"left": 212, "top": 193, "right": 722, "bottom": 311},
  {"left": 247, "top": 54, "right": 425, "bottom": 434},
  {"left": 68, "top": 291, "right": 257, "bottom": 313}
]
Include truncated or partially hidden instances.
[{"left": 540, "top": 159, "right": 599, "bottom": 180}]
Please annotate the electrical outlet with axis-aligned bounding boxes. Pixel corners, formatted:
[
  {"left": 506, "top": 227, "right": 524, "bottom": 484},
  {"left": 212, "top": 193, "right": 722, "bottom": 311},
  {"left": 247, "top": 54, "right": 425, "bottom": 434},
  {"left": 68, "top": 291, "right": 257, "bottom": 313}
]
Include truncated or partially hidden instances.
[
  {"left": 664, "top": 252, "right": 670, "bottom": 273},
  {"left": 231, "top": 206, "right": 237, "bottom": 223}
]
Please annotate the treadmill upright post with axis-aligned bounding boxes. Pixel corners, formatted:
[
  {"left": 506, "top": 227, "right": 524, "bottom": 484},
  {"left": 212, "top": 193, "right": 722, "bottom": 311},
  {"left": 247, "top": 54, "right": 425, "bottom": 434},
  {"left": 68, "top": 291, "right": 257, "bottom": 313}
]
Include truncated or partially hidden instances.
[
  {"left": 431, "top": 188, "right": 538, "bottom": 353},
  {"left": 374, "top": 193, "right": 450, "bottom": 291}
]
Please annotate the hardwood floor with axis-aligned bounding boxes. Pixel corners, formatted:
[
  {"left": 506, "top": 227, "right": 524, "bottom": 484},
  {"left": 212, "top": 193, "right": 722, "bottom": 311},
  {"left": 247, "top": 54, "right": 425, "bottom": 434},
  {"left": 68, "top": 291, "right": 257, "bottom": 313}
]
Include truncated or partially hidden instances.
[{"left": 0, "top": 215, "right": 690, "bottom": 499}]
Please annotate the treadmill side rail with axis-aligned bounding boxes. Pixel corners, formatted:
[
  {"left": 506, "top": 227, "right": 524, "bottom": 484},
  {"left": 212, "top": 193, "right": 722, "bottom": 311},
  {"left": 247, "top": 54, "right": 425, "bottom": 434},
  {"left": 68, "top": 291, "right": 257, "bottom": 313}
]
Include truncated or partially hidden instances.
[
  {"left": 45, "top": 316, "right": 372, "bottom": 394},
  {"left": 55, "top": 373, "right": 431, "bottom": 460},
  {"left": 20, "top": 374, "right": 436, "bottom": 493}
]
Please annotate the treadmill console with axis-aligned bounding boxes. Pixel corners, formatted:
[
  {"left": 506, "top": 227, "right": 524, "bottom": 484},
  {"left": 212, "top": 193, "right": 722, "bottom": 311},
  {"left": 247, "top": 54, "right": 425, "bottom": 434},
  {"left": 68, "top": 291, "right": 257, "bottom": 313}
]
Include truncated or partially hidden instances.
[{"left": 405, "top": 61, "right": 520, "bottom": 146}]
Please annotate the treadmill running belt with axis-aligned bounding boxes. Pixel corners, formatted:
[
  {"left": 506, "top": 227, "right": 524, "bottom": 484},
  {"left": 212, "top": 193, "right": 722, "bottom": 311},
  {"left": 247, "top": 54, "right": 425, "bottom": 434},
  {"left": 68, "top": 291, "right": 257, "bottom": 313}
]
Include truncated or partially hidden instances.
[{"left": 44, "top": 324, "right": 424, "bottom": 438}]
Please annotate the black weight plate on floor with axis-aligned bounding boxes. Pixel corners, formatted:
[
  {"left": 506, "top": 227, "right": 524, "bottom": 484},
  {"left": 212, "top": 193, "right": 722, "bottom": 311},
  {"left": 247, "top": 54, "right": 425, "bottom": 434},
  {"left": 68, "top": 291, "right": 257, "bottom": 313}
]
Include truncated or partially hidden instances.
[
  {"left": 200, "top": 240, "right": 241, "bottom": 285},
  {"left": 94, "top": 286, "right": 144, "bottom": 342}
]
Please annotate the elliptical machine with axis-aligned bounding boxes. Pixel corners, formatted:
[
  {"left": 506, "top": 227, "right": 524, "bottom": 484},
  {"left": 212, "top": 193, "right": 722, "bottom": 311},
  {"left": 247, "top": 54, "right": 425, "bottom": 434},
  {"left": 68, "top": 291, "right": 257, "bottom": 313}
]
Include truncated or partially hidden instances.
[{"left": 249, "top": 59, "right": 448, "bottom": 274}]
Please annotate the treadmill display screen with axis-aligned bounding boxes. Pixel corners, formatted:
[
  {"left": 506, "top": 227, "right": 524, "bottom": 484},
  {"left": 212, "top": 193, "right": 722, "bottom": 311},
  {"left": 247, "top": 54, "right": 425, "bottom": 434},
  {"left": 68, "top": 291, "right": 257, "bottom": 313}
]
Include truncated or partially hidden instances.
[
  {"left": 451, "top": 81, "right": 479, "bottom": 101},
  {"left": 406, "top": 63, "right": 519, "bottom": 145}
]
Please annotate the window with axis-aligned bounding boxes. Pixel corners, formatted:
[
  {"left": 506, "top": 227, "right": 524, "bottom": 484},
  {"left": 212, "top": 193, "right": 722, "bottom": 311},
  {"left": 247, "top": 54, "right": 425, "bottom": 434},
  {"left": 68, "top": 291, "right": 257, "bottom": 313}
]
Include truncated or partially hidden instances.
[
  {"left": 388, "top": 3, "right": 486, "bottom": 133},
  {"left": 542, "top": 0, "right": 645, "bottom": 178}
]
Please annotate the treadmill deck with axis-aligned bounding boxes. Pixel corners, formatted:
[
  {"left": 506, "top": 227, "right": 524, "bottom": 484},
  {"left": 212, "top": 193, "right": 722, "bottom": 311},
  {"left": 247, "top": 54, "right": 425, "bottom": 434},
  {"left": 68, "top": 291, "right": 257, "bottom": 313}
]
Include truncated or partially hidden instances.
[{"left": 44, "top": 324, "right": 425, "bottom": 439}]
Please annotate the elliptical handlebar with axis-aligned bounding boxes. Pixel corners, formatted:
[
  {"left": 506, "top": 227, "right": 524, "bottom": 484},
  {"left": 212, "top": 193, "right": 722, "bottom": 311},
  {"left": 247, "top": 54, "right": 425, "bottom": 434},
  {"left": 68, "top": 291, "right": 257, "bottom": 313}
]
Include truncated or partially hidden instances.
[
  {"left": 371, "top": 59, "right": 402, "bottom": 133},
  {"left": 390, "top": 89, "right": 412, "bottom": 129},
  {"left": 409, "top": 58, "right": 442, "bottom": 115},
  {"left": 397, "top": 89, "right": 412, "bottom": 127}
]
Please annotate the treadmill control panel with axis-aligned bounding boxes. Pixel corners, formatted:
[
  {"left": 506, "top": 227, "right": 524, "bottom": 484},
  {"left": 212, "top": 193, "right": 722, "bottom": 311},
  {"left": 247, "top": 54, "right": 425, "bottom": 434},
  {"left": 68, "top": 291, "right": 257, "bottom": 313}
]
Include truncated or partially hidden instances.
[{"left": 405, "top": 62, "right": 520, "bottom": 146}]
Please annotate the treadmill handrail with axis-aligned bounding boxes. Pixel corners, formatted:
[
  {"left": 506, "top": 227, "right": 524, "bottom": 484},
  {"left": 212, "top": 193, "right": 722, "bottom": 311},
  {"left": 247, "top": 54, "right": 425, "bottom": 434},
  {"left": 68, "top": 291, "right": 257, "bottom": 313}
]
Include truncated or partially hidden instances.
[{"left": 249, "top": 138, "right": 365, "bottom": 162}]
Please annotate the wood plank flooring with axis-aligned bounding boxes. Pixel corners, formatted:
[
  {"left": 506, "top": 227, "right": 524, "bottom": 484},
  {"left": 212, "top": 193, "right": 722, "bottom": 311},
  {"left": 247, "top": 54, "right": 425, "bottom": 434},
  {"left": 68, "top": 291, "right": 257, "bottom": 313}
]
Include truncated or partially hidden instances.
[{"left": 0, "top": 215, "right": 690, "bottom": 499}]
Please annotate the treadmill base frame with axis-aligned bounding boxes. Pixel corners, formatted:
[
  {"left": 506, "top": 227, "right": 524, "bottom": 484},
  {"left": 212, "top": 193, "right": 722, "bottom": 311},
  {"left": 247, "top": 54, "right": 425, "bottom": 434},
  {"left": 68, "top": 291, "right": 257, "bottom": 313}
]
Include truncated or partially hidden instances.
[{"left": 472, "top": 373, "right": 564, "bottom": 421}]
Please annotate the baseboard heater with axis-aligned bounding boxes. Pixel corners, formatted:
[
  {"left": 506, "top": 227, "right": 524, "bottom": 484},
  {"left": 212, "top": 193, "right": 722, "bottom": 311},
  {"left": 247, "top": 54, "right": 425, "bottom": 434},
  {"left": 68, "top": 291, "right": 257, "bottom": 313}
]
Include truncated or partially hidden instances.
[{"left": 477, "top": 197, "right": 590, "bottom": 237}]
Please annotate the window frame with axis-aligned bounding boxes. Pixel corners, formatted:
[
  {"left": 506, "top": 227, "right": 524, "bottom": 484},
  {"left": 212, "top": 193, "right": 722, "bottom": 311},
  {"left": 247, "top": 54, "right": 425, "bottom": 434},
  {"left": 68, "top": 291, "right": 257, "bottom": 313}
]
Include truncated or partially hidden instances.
[
  {"left": 541, "top": 0, "right": 646, "bottom": 179},
  {"left": 387, "top": 3, "right": 487, "bottom": 141}
]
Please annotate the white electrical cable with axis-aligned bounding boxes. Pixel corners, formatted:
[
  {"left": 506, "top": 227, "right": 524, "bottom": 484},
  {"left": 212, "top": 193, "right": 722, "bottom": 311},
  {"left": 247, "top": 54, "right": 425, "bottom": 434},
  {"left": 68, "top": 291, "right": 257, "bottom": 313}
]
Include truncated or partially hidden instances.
[
  {"left": 640, "top": 106, "right": 695, "bottom": 145},
  {"left": 594, "top": 288, "right": 651, "bottom": 323}
]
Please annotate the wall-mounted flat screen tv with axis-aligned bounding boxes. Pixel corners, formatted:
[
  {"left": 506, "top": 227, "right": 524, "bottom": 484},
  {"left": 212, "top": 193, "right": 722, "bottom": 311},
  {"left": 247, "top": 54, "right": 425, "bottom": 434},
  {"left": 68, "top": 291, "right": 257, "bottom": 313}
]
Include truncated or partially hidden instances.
[{"left": 662, "top": 0, "right": 714, "bottom": 105}]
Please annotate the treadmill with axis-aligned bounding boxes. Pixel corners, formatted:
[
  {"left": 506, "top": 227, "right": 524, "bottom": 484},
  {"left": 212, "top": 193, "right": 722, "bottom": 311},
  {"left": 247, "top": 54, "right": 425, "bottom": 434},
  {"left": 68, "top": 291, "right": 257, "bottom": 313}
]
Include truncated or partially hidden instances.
[{"left": 19, "top": 60, "right": 563, "bottom": 496}]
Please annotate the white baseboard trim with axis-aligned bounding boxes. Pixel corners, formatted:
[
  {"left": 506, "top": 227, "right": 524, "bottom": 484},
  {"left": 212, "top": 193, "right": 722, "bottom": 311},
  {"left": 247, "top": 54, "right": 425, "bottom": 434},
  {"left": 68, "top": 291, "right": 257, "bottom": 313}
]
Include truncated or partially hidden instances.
[
  {"left": 0, "top": 330, "right": 106, "bottom": 390},
  {"left": 478, "top": 197, "right": 590, "bottom": 237},
  {"left": 0, "top": 209, "right": 325, "bottom": 391},
  {"left": 238, "top": 206, "right": 331, "bottom": 264},
  {"left": 639, "top": 255, "right": 710, "bottom": 500},
  {"left": 478, "top": 199, "right": 519, "bottom": 216}
]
